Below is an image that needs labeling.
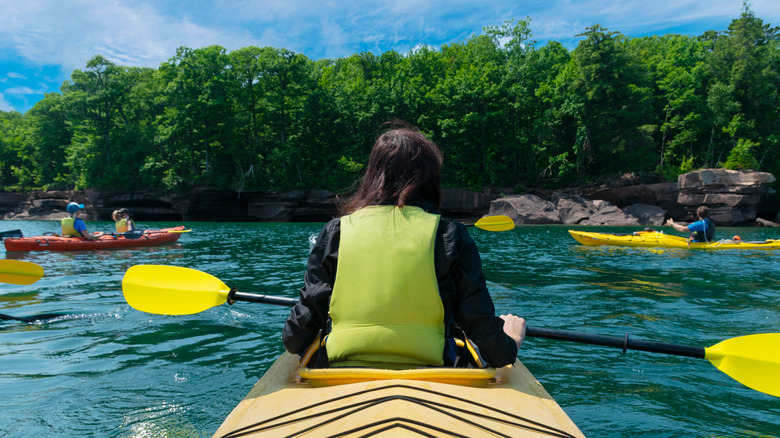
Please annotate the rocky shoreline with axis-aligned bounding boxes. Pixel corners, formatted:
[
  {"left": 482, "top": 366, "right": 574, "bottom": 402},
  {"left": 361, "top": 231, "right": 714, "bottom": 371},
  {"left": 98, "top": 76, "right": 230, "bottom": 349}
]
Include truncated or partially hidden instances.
[
  {"left": 490, "top": 169, "right": 779, "bottom": 227},
  {"left": 1, "top": 169, "right": 778, "bottom": 227}
]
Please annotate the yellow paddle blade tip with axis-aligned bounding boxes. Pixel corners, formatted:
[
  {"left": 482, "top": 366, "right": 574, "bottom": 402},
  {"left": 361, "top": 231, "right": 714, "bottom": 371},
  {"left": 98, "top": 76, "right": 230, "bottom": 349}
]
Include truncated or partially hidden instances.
[{"left": 705, "top": 333, "right": 780, "bottom": 398}]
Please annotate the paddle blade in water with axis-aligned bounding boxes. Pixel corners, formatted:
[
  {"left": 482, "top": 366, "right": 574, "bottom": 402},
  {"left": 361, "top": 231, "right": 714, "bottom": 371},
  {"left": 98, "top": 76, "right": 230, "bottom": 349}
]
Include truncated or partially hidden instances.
[
  {"left": 0, "top": 229, "right": 23, "bottom": 239},
  {"left": 122, "top": 265, "right": 230, "bottom": 315},
  {"left": 0, "top": 260, "right": 44, "bottom": 285},
  {"left": 473, "top": 215, "right": 515, "bottom": 232},
  {"left": 704, "top": 333, "right": 780, "bottom": 397}
]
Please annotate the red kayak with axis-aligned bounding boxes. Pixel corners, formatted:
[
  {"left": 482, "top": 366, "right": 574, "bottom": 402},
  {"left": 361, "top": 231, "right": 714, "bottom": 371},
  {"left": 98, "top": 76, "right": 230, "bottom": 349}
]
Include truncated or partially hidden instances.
[{"left": 3, "top": 226, "right": 187, "bottom": 252}]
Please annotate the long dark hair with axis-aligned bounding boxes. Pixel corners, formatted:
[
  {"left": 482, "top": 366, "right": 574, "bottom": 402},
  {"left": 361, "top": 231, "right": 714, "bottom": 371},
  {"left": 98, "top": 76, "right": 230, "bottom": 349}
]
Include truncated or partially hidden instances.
[{"left": 340, "top": 124, "right": 443, "bottom": 215}]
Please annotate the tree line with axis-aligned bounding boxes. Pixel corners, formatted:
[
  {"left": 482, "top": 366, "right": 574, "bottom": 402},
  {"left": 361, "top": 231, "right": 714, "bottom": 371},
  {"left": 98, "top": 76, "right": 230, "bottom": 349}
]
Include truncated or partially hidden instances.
[{"left": 0, "top": 4, "right": 777, "bottom": 194}]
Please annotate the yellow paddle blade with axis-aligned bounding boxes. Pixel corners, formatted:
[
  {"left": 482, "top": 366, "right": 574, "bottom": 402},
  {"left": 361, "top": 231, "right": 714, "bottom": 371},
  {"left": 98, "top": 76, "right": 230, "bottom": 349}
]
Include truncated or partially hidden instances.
[
  {"left": 0, "top": 260, "right": 44, "bottom": 285},
  {"left": 704, "top": 333, "right": 780, "bottom": 397},
  {"left": 473, "top": 215, "right": 515, "bottom": 232},
  {"left": 122, "top": 265, "right": 230, "bottom": 315}
]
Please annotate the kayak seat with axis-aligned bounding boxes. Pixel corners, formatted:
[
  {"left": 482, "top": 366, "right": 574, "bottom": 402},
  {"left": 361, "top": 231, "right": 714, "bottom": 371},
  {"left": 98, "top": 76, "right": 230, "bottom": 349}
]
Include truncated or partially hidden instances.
[
  {"left": 298, "top": 365, "right": 497, "bottom": 388},
  {"left": 297, "top": 333, "right": 498, "bottom": 388}
]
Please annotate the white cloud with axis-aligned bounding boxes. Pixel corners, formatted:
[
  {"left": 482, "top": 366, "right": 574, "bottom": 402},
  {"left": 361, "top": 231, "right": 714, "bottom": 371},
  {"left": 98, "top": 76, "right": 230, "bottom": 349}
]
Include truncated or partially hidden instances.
[
  {"left": 0, "top": 0, "right": 253, "bottom": 72},
  {"left": 5, "top": 86, "right": 38, "bottom": 95},
  {"left": 318, "top": 17, "right": 349, "bottom": 58},
  {"left": 0, "top": 92, "right": 13, "bottom": 112}
]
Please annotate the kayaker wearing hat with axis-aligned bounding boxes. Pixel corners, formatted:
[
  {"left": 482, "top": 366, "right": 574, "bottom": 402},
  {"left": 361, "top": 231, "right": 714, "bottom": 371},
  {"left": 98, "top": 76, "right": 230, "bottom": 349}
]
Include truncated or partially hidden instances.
[
  {"left": 283, "top": 123, "right": 525, "bottom": 369},
  {"left": 112, "top": 208, "right": 136, "bottom": 232},
  {"left": 665, "top": 206, "right": 716, "bottom": 243},
  {"left": 62, "top": 202, "right": 101, "bottom": 240}
]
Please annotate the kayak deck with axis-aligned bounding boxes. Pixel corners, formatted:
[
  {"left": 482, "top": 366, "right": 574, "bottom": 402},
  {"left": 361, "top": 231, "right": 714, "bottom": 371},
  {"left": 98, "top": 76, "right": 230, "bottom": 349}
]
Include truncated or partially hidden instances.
[
  {"left": 3, "top": 226, "right": 185, "bottom": 251},
  {"left": 569, "top": 230, "right": 780, "bottom": 250},
  {"left": 213, "top": 353, "right": 584, "bottom": 437}
]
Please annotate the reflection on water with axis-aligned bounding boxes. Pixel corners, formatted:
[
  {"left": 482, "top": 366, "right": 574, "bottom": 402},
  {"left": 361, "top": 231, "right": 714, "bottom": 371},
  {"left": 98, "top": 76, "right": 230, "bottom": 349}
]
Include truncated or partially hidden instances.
[
  {"left": 587, "top": 276, "right": 686, "bottom": 297},
  {"left": 0, "top": 221, "right": 778, "bottom": 437}
]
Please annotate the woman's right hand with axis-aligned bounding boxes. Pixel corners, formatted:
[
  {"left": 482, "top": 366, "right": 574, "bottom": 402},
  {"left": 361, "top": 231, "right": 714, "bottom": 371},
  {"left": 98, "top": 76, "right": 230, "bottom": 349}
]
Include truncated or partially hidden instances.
[{"left": 500, "top": 314, "right": 526, "bottom": 349}]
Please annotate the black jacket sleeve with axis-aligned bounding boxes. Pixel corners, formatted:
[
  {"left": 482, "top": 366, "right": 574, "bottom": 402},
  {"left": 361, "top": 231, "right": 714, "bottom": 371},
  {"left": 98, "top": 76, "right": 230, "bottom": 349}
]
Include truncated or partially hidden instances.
[
  {"left": 282, "top": 219, "right": 340, "bottom": 354},
  {"left": 436, "top": 219, "right": 519, "bottom": 367}
]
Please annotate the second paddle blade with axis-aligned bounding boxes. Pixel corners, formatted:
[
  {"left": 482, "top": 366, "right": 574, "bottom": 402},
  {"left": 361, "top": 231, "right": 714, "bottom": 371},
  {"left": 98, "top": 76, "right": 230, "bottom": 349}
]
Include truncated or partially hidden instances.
[
  {"left": 122, "top": 265, "right": 230, "bottom": 315},
  {"left": 0, "top": 260, "right": 44, "bottom": 285},
  {"left": 474, "top": 215, "right": 515, "bottom": 232}
]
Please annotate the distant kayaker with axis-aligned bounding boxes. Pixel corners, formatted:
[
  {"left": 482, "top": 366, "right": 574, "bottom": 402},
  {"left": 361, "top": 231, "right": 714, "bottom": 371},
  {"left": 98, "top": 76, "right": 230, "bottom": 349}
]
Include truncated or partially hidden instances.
[
  {"left": 665, "top": 206, "right": 716, "bottom": 243},
  {"left": 61, "top": 202, "right": 101, "bottom": 240},
  {"left": 283, "top": 123, "right": 525, "bottom": 369},
  {"left": 112, "top": 208, "right": 136, "bottom": 232}
]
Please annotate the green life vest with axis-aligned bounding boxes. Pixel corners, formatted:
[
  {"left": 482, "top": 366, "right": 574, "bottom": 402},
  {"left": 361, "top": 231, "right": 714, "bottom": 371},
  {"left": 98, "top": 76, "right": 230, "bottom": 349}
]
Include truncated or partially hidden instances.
[
  {"left": 115, "top": 219, "right": 129, "bottom": 232},
  {"left": 61, "top": 217, "right": 80, "bottom": 237},
  {"left": 327, "top": 205, "right": 445, "bottom": 368}
]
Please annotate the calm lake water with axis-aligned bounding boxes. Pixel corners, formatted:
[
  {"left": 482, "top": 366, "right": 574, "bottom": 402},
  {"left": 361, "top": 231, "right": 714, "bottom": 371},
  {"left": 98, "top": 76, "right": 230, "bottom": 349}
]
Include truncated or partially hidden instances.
[{"left": 1, "top": 220, "right": 779, "bottom": 437}]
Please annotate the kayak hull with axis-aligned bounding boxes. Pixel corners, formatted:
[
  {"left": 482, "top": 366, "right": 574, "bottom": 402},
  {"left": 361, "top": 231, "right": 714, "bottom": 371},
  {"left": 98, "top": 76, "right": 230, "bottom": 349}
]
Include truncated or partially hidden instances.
[
  {"left": 569, "top": 230, "right": 780, "bottom": 250},
  {"left": 3, "top": 226, "right": 185, "bottom": 252},
  {"left": 213, "top": 352, "right": 584, "bottom": 437}
]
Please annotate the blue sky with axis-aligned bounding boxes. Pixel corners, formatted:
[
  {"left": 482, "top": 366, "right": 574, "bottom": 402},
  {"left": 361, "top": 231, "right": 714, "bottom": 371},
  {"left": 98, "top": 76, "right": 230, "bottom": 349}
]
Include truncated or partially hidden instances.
[{"left": 1, "top": 0, "right": 778, "bottom": 113}]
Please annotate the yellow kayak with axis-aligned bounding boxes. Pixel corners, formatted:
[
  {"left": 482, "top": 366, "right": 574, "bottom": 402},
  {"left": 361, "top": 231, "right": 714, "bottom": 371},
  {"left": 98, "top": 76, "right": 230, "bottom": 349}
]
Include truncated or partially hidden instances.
[
  {"left": 213, "top": 352, "right": 584, "bottom": 437},
  {"left": 569, "top": 230, "right": 780, "bottom": 250}
]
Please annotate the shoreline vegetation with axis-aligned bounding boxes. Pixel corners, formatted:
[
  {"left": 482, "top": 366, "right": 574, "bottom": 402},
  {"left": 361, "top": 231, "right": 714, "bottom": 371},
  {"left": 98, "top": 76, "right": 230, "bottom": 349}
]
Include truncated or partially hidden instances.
[{"left": 0, "top": 4, "right": 777, "bottom": 201}]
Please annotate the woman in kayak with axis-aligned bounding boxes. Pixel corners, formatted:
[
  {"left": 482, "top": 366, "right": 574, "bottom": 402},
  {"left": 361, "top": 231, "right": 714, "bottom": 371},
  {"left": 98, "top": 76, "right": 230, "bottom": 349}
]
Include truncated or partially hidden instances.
[
  {"left": 61, "top": 202, "right": 101, "bottom": 240},
  {"left": 665, "top": 206, "right": 716, "bottom": 243},
  {"left": 112, "top": 208, "right": 136, "bottom": 232},
  {"left": 283, "top": 123, "right": 525, "bottom": 369}
]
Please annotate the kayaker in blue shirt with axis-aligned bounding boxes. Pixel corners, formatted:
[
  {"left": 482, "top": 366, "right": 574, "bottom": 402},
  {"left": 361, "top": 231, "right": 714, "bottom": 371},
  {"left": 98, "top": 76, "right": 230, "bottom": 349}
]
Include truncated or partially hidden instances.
[
  {"left": 283, "top": 123, "right": 525, "bottom": 369},
  {"left": 665, "top": 206, "right": 715, "bottom": 243},
  {"left": 61, "top": 202, "right": 101, "bottom": 240}
]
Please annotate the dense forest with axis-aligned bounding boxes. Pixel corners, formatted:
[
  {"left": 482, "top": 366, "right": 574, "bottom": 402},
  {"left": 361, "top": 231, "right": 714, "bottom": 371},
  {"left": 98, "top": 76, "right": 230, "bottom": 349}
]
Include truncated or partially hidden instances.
[{"left": 0, "top": 5, "right": 778, "bottom": 194}]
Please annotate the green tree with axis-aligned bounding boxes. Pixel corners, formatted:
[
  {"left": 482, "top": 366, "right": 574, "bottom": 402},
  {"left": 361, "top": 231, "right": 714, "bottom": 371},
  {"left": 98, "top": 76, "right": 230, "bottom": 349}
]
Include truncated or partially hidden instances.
[
  {"left": 0, "top": 111, "right": 27, "bottom": 189},
  {"left": 707, "top": 3, "right": 780, "bottom": 171},
  {"left": 627, "top": 35, "right": 712, "bottom": 179},
  {"left": 485, "top": 19, "right": 547, "bottom": 187},
  {"left": 568, "top": 26, "right": 655, "bottom": 176},
  {"left": 254, "top": 48, "right": 316, "bottom": 188},
  {"left": 724, "top": 138, "right": 760, "bottom": 170},
  {"left": 61, "top": 55, "right": 148, "bottom": 187},
  {"left": 534, "top": 45, "right": 580, "bottom": 186},
  {"left": 434, "top": 32, "right": 509, "bottom": 188},
  {"left": 156, "top": 45, "right": 234, "bottom": 188},
  {"left": 23, "top": 94, "right": 73, "bottom": 188},
  {"left": 317, "top": 51, "right": 402, "bottom": 189}
]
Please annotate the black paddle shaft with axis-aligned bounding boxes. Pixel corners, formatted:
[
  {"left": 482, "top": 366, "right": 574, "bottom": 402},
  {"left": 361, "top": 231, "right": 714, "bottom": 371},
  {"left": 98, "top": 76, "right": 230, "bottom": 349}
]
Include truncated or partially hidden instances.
[
  {"left": 229, "top": 290, "right": 297, "bottom": 307},
  {"left": 526, "top": 326, "right": 705, "bottom": 359},
  {"left": 0, "top": 313, "right": 67, "bottom": 323},
  {"left": 224, "top": 290, "right": 706, "bottom": 359}
]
